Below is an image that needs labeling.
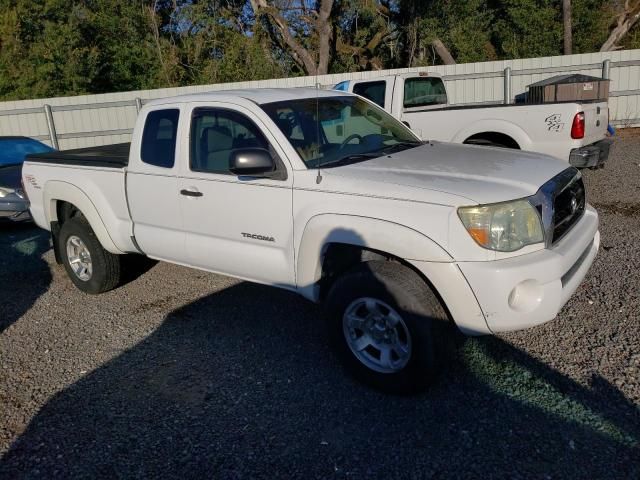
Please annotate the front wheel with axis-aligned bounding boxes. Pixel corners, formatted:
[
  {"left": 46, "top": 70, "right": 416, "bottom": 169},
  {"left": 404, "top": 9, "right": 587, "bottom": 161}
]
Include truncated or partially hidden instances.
[
  {"left": 58, "top": 218, "right": 122, "bottom": 294},
  {"left": 325, "top": 261, "right": 449, "bottom": 394}
]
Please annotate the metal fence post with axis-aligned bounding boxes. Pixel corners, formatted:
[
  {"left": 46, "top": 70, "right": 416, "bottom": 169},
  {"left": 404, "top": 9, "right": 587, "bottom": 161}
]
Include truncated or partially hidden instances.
[
  {"left": 43, "top": 104, "right": 59, "bottom": 150},
  {"left": 602, "top": 59, "right": 611, "bottom": 79},
  {"left": 135, "top": 97, "right": 142, "bottom": 113},
  {"left": 503, "top": 67, "right": 512, "bottom": 104}
]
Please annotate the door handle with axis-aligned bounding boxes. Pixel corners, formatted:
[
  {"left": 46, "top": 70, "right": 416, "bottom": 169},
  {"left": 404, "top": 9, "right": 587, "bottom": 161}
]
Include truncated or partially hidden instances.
[{"left": 180, "top": 189, "right": 203, "bottom": 197}]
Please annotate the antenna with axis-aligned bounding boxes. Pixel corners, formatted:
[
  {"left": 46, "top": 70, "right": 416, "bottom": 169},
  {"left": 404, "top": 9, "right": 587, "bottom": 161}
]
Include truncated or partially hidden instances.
[{"left": 315, "top": 72, "right": 323, "bottom": 184}]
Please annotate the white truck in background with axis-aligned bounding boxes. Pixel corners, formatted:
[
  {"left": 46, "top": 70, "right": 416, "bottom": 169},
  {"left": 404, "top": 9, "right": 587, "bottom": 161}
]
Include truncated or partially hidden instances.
[
  {"left": 335, "top": 73, "right": 611, "bottom": 167},
  {"left": 22, "top": 88, "right": 599, "bottom": 393}
]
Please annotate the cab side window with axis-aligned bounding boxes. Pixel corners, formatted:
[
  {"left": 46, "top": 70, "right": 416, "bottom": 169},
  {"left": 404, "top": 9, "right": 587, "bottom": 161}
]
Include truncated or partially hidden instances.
[
  {"left": 141, "top": 109, "right": 179, "bottom": 168},
  {"left": 190, "top": 108, "right": 270, "bottom": 174},
  {"left": 352, "top": 81, "right": 386, "bottom": 108}
]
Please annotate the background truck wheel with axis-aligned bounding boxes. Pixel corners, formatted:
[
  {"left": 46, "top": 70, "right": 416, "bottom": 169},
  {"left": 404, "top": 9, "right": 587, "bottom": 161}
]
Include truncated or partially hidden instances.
[
  {"left": 325, "top": 261, "right": 449, "bottom": 394},
  {"left": 58, "top": 217, "right": 122, "bottom": 294}
]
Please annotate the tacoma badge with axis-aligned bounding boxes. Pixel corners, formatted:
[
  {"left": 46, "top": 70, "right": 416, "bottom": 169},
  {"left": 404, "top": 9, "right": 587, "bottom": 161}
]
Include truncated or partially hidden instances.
[{"left": 242, "top": 232, "right": 275, "bottom": 242}]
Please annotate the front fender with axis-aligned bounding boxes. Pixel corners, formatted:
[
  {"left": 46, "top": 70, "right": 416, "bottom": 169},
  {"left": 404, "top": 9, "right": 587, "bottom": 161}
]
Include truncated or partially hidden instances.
[
  {"left": 452, "top": 119, "right": 532, "bottom": 151},
  {"left": 296, "top": 214, "right": 452, "bottom": 301},
  {"left": 44, "top": 181, "right": 123, "bottom": 254}
]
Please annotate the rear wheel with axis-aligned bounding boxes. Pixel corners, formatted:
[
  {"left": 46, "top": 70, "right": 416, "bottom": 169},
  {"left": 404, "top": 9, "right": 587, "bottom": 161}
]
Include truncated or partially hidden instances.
[
  {"left": 325, "top": 261, "right": 449, "bottom": 394},
  {"left": 58, "top": 218, "right": 121, "bottom": 294}
]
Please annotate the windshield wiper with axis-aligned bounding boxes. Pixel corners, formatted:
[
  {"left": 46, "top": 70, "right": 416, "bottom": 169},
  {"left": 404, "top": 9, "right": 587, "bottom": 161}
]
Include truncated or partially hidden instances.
[
  {"left": 320, "top": 152, "right": 380, "bottom": 168},
  {"left": 377, "top": 141, "right": 423, "bottom": 155}
]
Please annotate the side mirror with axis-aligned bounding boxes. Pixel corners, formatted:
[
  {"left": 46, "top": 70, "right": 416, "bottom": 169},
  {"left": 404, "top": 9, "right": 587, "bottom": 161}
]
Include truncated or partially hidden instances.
[{"left": 229, "top": 148, "right": 276, "bottom": 177}]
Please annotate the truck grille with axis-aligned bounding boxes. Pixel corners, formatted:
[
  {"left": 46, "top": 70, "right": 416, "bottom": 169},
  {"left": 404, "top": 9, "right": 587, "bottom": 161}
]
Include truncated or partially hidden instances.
[
  {"left": 552, "top": 174, "right": 585, "bottom": 243},
  {"left": 530, "top": 167, "right": 586, "bottom": 247}
]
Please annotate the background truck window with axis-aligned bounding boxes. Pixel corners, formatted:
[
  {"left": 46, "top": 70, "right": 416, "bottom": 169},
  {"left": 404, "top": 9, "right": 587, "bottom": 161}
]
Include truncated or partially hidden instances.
[
  {"left": 141, "top": 109, "right": 180, "bottom": 168},
  {"left": 403, "top": 77, "right": 447, "bottom": 108}
]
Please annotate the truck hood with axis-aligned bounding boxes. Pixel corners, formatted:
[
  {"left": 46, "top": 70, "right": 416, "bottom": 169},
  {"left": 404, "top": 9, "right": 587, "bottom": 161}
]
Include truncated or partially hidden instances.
[{"left": 324, "top": 141, "right": 569, "bottom": 205}]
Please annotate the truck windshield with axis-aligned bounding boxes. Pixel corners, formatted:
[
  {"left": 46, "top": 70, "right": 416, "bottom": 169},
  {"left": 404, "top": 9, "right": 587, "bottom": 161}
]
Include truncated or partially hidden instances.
[{"left": 261, "top": 96, "right": 421, "bottom": 169}]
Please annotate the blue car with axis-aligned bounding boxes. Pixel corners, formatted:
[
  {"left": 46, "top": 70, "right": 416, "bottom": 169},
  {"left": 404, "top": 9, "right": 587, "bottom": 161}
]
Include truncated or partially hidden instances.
[{"left": 0, "top": 136, "right": 54, "bottom": 221}]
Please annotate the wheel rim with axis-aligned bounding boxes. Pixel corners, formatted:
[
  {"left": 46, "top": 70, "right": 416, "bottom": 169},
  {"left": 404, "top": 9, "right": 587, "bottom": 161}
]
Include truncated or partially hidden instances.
[
  {"left": 342, "top": 297, "right": 412, "bottom": 374},
  {"left": 66, "top": 235, "right": 93, "bottom": 281}
]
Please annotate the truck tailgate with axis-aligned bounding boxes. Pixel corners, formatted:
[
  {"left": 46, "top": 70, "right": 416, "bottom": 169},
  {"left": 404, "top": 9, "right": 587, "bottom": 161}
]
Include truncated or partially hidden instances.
[{"left": 581, "top": 101, "right": 608, "bottom": 146}]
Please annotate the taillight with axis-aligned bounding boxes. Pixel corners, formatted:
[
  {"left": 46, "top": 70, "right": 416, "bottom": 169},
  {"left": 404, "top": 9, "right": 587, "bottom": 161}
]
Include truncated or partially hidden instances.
[{"left": 571, "top": 112, "right": 585, "bottom": 139}]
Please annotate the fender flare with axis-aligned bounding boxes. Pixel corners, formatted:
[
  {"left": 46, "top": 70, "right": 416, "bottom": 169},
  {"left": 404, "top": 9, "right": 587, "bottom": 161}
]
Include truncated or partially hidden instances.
[
  {"left": 452, "top": 119, "right": 532, "bottom": 151},
  {"left": 296, "top": 214, "right": 452, "bottom": 301},
  {"left": 44, "top": 181, "right": 123, "bottom": 254}
]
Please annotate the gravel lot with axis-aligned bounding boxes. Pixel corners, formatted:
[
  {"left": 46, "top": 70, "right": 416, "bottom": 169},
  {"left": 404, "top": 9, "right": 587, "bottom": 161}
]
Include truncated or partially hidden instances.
[{"left": 1, "top": 133, "right": 639, "bottom": 479}]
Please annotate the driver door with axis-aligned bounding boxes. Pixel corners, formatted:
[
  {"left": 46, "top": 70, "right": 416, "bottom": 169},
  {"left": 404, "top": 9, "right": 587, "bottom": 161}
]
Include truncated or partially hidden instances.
[{"left": 178, "top": 103, "right": 295, "bottom": 287}]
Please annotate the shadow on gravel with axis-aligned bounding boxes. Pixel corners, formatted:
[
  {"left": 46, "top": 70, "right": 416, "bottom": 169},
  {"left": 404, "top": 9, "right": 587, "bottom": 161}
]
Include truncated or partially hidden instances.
[
  {"left": 2, "top": 281, "right": 639, "bottom": 479},
  {"left": 0, "top": 223, "right": 51, "bottom": 333}
]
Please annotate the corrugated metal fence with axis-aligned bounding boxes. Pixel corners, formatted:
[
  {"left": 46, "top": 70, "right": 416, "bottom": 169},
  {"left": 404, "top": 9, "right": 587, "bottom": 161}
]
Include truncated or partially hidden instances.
[{"left": 0, "top": 49, "right": 638, "bottom": 150}]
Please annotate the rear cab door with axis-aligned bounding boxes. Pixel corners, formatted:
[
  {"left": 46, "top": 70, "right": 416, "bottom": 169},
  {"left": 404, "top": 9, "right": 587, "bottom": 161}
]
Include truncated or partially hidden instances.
[
  {"left": 344, "top": 77, "right": 394, "bottom": 114},
  {"left": 127, "top": 105, "right": 186, "bottom": 263},
  {"left": 176, "top": 100, "right": 296, "bottom": 287},
  {"left": 345, "top": 74, "right": 449, "bottom": 139},
  {"left": 394, "top": 74, "right": 449, "bottom": 139}
]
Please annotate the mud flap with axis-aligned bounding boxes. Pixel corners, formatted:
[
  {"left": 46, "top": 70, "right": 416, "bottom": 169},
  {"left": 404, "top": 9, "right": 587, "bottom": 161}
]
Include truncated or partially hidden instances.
[{"left": 50, "top": 221, "right": 62, "bottom": 264}]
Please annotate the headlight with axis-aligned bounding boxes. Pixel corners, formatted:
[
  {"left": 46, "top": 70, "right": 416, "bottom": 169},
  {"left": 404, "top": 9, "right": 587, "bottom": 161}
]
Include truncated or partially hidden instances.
[
  {"left": 458, "top": 199, "right": 544, "bottom": 252},
  {"left": 0, "top": 187, "right": 13, "bottom": 198}
]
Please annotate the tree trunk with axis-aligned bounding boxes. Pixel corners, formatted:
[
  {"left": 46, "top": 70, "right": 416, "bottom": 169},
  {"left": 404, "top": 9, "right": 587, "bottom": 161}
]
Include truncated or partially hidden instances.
[
  {"left": 316, "top": 0, "right": 333, "bottom": 75},
  {"left": 563, "top": 0, "right": 572, "bottom": 55},
  {"left": 600, "top": 0, "right": 640, "bottom": 51},
  {"left": 431, "top": 38, "right": 456, "bottom": 65}
]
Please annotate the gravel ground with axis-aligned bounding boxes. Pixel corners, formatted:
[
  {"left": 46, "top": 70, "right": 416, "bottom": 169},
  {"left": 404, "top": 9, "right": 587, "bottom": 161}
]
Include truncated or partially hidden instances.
[{"left": 1, "top": 134, "right": 639, "bottom": 479}]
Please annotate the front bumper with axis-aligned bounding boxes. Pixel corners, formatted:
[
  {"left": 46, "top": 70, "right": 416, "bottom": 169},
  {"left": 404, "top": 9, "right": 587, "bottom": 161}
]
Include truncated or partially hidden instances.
[
  {"left": 569, "top": 139, "right": 612, "bottom": 168},
  {"left": 455, "top": 206, "right": 599, "bottom": 333},
  {"left": 0, "top": 199, "right": 31, "bottom": 221}
]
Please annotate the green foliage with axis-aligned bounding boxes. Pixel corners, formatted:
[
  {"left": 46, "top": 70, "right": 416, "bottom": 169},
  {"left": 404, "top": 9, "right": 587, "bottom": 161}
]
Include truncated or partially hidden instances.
[
  {"left": 491, "top": 0, "right": 564, "bottom": 59},
  {"left": 0, "top": 0, "right": 162, "bottom": 100},
  {"left": 412, "top": 0, "right": 497, "bottom": 65},
  {"left": 331, "top": 0, "right": 395, "bottom": 72},
  {"left": 571, "top": 0, "right": 614, "bottom": 53},
  {"left": 0, "top": 0, "right": 635, "bottom": 101},
  {"left": 166, "top": 1, "right": 290, "bottom": 85}
]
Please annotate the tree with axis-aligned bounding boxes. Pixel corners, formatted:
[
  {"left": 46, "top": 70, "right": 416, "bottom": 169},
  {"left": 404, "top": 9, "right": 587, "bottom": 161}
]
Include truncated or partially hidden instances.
[
  {"left": 249, "top": 0, "right": 334, "bottom": 75},
  {"left": 600, "top": 0, "right": 640, "bottom": 51},
  {"left": 396, "top": 0, "right": 494, "bottom": 66},
  {"left": 0, "top": 0, "right": 164, "bottom": 100}
]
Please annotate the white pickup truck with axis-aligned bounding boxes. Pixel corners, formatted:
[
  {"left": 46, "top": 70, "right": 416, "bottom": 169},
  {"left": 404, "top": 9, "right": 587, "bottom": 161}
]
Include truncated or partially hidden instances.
[
  {"left": 23, "top": 88, "right": 599, "bottom": 393},
  {"left": 335, "top": 73, "right": 611, "bottom": 167}
]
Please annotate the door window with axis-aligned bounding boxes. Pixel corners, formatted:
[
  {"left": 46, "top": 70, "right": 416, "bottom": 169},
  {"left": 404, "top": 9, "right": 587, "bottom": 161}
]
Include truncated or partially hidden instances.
[
  {"left": 190, "top": 108, "right": 270, "bottom": 174},
  {"left": 352, "top": 81, "right": 386, "bottom": 108},
  {"left": 403, "top": 77, "right": 447, "bottom": 108},
  {"left": 141, "top": 109, "right": 180, "bottom": 168}
]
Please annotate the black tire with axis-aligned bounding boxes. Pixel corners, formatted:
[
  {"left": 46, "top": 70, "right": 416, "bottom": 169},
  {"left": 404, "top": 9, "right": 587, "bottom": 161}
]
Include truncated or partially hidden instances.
[
  {"left": 325, "top": 261, "right": 449, "bottom": 394},
  {"left": 58, "top": 217, "right": 121, "bottom": 294}
]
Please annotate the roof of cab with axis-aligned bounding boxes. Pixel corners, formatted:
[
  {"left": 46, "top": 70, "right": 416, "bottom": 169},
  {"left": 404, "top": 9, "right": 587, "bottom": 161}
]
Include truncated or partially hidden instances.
[{"left": 144, "top": 87, "right": 351, "bottom": 108}]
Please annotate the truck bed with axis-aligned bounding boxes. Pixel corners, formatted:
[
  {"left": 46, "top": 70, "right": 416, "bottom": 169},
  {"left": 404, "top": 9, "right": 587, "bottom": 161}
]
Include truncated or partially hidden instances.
[{"left": 27, "top": 143, "right": 130, "bottom": 168}]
